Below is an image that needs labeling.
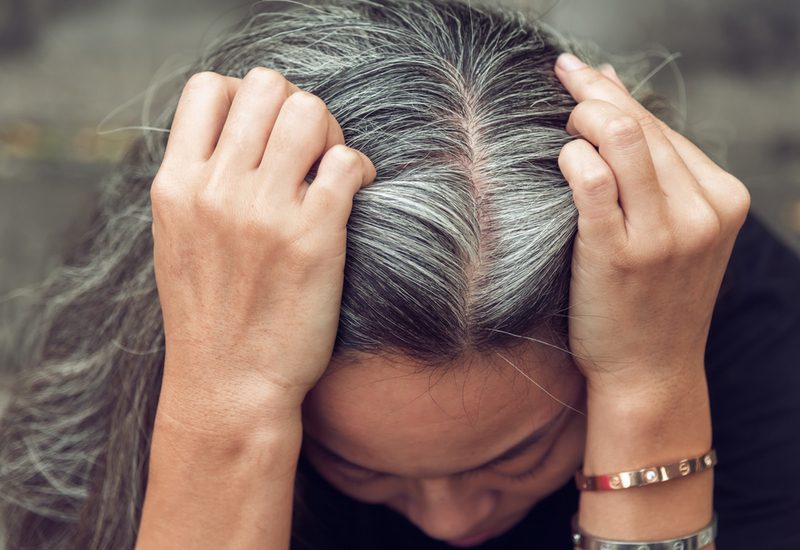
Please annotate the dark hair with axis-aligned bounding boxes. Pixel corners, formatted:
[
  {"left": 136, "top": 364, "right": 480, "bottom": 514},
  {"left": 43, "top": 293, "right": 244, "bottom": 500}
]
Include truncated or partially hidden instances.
[{"left": 0, "top": 1, "right": 673, "bottom": 548}]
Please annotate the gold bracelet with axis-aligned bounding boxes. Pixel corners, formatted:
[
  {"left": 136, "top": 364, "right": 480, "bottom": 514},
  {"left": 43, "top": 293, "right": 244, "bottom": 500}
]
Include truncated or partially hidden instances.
[{"left": 575, "top": 449, "right": 717, "bottom": 491}]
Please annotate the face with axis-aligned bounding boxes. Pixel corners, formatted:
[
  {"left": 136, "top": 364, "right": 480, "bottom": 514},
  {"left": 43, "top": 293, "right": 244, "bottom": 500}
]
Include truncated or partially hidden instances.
[{"left": 301, "top": 342, "right": 587, "bottom": 547}]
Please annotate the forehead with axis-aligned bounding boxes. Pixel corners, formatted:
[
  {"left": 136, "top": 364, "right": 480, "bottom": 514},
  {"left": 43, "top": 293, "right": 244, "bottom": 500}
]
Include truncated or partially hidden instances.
[{"left": 302, "top": 345, "right": 582, "bottom": 477}]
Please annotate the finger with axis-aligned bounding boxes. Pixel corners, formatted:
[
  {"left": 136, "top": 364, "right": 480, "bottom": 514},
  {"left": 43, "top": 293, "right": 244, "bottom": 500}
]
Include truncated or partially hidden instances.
[
  {"left": 656, "top": 125, "right": 751, "bottom": 224},
  {"left": 604, "top": 78, "right": 749, "bottom": 224},
  {"left": 557, "top": 54, "right": 672, "bottom": 135},
  {"left": 556, "top": 55, "right": 703, "bottom": 205},
  {"left": 566, "top": 99, "right": 665, "bottom": 229},
  {"left": 598, "top": 64, "right": 627, "bottom": 92},
  {"left": 593, "top": 60, "right": 727, "bottom": 184},
  {"left": 212, "top": 68, "right": 343, "bottom": 169},
  {"left": 590, "top": 59, "right": 723, "bottom": 183},
  {"left": 303, "top": 145, "right": 376, "bottom": 232},
  {"left": 562, "top": 56, "right": 748, "bottom": 229},
  {"left": 556, "top": 55, "right": 688, "bottom": 175},
  {"left": 263, "top": 98, "right": 345, "bottom": 176},
  {"left": 562, "top": 57, "right": 717, "bottom": 191},
  {"left": 212, "top": 68, "right": 293, "bottom": 168},
  {"left": 558, "top": 55, "right": 751, "bottom": 237},
  {"left": 258, "top": 91, "right": 345, "bottom": 205},
  {"left": 164, "top": 73, "right": 240, "bottom": 164},
  {"left": 558, "top": 138, "right": 625, "bottom": 246},
  {"left": 660, "top": 127, "right": 721, "bottom": 182}
]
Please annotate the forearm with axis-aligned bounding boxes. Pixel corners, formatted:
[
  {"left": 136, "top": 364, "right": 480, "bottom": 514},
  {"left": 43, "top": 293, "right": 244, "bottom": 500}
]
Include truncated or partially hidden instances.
[
  {"left": 135, "top": 363, "right": 303, "bottom": 550},
  {"left": 577, "top": 368, "right": 715, "bottom": 548}
]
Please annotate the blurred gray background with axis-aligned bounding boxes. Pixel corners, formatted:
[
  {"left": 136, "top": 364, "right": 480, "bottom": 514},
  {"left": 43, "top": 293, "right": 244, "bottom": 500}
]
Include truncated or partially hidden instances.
[{"left": 1, "top": 0, "right": 799, "bottom": 412}]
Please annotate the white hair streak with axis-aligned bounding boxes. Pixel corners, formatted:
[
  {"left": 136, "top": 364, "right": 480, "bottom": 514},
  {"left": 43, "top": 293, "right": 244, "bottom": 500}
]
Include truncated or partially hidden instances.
[{"left": 1, "top": 1, "right": 675, "bottom": 547}]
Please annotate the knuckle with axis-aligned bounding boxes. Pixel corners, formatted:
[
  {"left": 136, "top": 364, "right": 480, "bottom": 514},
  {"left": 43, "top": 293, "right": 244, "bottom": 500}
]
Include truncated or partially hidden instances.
[
  {"left": 150, "top": 174, "right": 180, "bottom": 210},
  {"left": 558, "top": 139, "right": 581, "bottom": 166},
  {"left": 305, "top": 182, "right": 350, "bottom": 220},
  {"left": 286, "top": 91, "right": 329, "bottom": 120},
  {"left": 724, "top": 175, "right": 751, "bottom": 222},
  {"left": 184, "top": 71, "right": 225, "bottom": 93},
  {"left": 601, "top": 115, "right": 643, "bottom": 148},
  {"left": 571, "top": 99, "right": 599, "bottom": 118},
  {"left": 567, "top": 100, "right": 596, "bottom": 130},
  {"left": 238, "top": 212, "right": 278, "bottom": 241},
  {"left": 243, "top": 66, "right": 287, "bottom": 90},
  {"left": 635, "top": 113, "right": 661, "bottom": 132},
  {"left": 685, "top": 204, "right": 722, "bottom": 252},
  {"left": 194, "top": 186, "right": 227, "bottom": 221},
  {"left": 568, "top": 101, "right": 588, "bottom": 121},
  {"left": 578, "top": 166, "right": 615, "bottom": 194},
  {"left": 325, "top": 144, "right": 362, "bottom": 175}
]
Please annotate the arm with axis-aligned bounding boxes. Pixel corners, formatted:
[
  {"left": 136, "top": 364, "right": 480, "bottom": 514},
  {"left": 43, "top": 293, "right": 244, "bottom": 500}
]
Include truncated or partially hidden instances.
[
  {"left": 579, "top": 371, "right": 715, "bottom": 548},
  {"left": 554, "top": 53, "right": 750, "bottom": 548},
  {"left": 136, "top": 67, "right": 376, "bottom": 548},
  {"left": 135, "top": 373, "right": 303, "bottom": 550}
]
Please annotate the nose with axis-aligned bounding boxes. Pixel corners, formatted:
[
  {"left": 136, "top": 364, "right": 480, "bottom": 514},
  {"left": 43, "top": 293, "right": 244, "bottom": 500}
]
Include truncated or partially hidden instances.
[{"left": 403, "top": 476, "right": 498, "bottom": 542}]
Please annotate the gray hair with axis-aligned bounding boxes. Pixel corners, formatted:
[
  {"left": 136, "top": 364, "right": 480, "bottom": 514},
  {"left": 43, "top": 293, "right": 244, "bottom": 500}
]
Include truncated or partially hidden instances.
[{"left": 0, "top": 0, "right": 672, "bottom": 548}]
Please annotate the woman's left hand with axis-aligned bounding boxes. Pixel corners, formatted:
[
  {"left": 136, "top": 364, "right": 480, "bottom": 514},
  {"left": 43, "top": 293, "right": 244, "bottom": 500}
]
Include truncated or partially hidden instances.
[{"left": 554, "top": 53, "right": 751, "bottom": 400}]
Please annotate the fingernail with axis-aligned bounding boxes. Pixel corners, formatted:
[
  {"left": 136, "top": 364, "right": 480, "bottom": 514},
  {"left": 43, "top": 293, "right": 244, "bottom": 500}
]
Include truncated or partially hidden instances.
[{"left": 557, "top": 53, "right": 586, "bottom": 71}]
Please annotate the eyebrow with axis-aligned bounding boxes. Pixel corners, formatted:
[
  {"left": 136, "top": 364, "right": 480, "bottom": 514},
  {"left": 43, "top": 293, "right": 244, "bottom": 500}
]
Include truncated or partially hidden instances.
[{"left": 306, "top": 406, "right": 567, "bottom": 477}]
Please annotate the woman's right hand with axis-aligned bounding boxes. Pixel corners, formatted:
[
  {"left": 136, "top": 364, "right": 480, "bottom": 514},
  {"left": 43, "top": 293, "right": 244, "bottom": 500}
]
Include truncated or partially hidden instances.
[{"left": 149, "top": 67, "right": 376, "bottom": 428}]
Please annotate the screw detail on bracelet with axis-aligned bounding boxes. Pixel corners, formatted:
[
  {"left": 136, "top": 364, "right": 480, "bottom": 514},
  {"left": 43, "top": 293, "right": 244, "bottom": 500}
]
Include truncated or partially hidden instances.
[
  {"left": 571, "top": 512, "right": 717, "bottom": 550},
  {"left": 575, "top": 449, "right": 717, "bottom": 491}
]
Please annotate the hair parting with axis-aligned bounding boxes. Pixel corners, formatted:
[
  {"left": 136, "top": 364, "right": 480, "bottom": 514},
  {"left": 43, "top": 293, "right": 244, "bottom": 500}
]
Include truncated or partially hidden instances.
[{"left": 0, "top": 1, "right": 675, "bottom": 548}]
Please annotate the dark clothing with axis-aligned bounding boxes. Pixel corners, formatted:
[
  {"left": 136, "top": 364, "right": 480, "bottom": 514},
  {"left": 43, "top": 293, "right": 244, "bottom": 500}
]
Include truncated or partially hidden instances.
[{"left": 292, "top": 213, "right": 800, "bottom": 550}]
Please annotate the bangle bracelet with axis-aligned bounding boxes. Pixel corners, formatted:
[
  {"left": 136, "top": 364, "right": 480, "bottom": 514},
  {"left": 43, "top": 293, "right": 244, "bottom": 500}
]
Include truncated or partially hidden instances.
[
  {"left": 575, "top": 449, "right": 717, "bottom": 491},
  {"left": 571, "top": 512, "right": 717, "bottom": 550}
]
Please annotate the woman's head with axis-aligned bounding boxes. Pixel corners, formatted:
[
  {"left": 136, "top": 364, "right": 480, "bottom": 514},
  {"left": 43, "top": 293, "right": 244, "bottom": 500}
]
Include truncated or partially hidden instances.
[
  {"left": 302, "top": 341, "right": 586, "bottom": 546},
  {"left": 0, "top": 0, "right": 668, "bottom": 548},
  {"left": 211, "top": 0, "right": 586, "bottom": 363},
  {"left": 193, "top": 1, "right": 595, "bottom": 537}
]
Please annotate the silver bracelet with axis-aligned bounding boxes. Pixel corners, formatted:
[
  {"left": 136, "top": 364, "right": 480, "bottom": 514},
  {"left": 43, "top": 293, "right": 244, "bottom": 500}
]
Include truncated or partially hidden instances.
[{"left": 571, "top": 512, "right": 717, "bottom": 550}]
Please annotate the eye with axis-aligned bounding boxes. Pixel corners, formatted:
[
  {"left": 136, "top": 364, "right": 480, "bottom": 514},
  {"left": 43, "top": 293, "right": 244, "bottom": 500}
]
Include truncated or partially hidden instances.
[
  {"left": 496, "top": 441, "right": 556, "bottom": 481},
  {"left": 498, "top": 459, "right": 546, "bottom": 481},
  {"left": 330, "top": 458, "right": 387, "bottom": 482},
  {"left": 450, "top": 456, "right": 548, "bottom": 482}
]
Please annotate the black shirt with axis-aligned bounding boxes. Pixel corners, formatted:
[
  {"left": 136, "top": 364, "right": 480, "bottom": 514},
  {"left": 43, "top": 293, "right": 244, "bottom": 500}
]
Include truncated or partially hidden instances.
[{"left": 292, "top": 213, "right": 800, "bottom": 550}]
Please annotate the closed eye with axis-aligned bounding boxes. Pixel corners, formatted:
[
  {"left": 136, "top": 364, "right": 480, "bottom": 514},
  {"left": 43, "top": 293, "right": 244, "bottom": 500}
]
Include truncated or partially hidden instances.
[
  {"left": 328, "top": 454, "right": 389, "bottom": 481},
  {"left": 333, "top": 462, "right": 543, "bottom": 483},
  {"left": 452, "top": 452, "right": 549, "bottom": 482},
  {"left": 495, "top": 448, "right": 552, "bottom": 481},
  {"left": 446, "top": 431, "right": 560, "bottom": 482},
  {"left": 307, "top": 407, "right": 567, "bottom": 483}
]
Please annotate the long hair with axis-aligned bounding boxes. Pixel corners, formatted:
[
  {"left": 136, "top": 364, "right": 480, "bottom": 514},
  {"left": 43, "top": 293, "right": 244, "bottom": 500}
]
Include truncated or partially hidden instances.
[{"left": 0, "top": 0, "right": 674, "bottom": 548}]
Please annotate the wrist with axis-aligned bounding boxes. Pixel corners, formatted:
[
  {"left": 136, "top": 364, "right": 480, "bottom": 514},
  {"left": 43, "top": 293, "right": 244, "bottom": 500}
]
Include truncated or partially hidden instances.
[
  {"left": 158, "top": 344, "right": 310, "bottom": 439},
  {"left": 577, "top": 365, "right": 714, "bottom": 543},
  {"left": 140, "top": 392, "right": 302, "bottom": 550},
  {"left": 583, "top": 367, "right": 712, "bottom": 473},
  {"left": 152, "top": 383, "right": 304, "bottom": 452},
  {"left": 584, "top": 355, "right": 707, "bottom": 402}
]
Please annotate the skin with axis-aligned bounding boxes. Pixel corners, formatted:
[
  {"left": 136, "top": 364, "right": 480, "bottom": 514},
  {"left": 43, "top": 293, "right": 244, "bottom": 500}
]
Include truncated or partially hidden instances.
[
  {"left": 137, "top": 53, "right": 749, "bottom": 549},
  {"left": 302, "top": 346, "right": 587, "bottom": 545}
]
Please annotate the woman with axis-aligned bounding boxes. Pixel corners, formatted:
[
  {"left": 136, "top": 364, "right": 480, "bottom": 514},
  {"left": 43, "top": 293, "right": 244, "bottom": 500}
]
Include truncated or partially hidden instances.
[{"left": 1, "top": 0, "right": 798, "bottom": 548}]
